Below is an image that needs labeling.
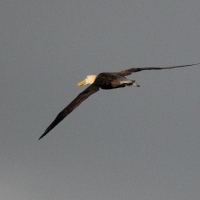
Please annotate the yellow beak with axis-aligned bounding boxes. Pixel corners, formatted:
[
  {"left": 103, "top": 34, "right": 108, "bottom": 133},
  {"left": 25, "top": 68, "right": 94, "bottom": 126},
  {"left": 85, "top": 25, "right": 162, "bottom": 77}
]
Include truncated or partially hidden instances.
[{"left": 77, "top": 79, "right": 86, "bottom": 86}]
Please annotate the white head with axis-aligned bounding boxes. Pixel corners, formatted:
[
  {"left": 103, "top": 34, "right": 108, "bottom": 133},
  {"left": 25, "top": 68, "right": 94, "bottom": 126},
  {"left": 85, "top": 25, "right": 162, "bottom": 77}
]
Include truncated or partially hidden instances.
[{"left": 77, "top": 75, "right": 97, "bottom": 86}]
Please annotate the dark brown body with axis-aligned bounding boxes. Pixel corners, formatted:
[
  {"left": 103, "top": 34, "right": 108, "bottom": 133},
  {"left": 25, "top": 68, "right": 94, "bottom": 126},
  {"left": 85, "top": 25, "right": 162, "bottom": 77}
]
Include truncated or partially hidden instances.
[{"left": 94, "top": 73, "right": 134, "bottom": 89}]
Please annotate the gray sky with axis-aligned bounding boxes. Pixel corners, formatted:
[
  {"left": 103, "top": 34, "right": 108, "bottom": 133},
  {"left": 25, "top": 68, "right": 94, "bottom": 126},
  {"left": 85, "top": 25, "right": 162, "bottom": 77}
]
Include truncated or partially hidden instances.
[{"left": 1, "top": 1, "right": 200, "bottom": 200}]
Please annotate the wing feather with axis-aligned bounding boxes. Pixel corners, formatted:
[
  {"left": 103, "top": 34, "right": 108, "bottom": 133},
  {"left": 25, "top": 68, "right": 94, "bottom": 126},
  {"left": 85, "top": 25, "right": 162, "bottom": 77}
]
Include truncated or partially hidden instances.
[
  {"left": 39, "top": 85, "right": 99, "bottom": 140},
  {"left": 117, "top": 63, "right": 200, "bottom": 76}
]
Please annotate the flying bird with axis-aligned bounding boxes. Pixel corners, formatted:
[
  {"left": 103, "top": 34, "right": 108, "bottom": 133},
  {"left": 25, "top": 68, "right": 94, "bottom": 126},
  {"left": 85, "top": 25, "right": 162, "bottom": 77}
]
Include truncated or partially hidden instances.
[{"left": 39, "top": 63, "right": 199, "bottom": 140}]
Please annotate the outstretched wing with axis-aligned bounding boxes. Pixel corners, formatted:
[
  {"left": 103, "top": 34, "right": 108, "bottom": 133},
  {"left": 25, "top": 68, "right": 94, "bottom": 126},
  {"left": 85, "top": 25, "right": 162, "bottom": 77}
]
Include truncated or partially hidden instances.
[
  {"left": 117, "top": 63, "right": 200, "bottom": 76},
  {"left": 39, "top": 85, "right": 99, "bottom": 140}
]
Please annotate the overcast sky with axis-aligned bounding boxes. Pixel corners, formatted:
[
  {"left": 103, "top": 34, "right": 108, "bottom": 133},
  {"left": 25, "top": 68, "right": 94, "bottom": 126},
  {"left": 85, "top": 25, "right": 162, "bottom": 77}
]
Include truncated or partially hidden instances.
[{"left": 1, "top": 1, "right": 200, "bottom": 200}]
